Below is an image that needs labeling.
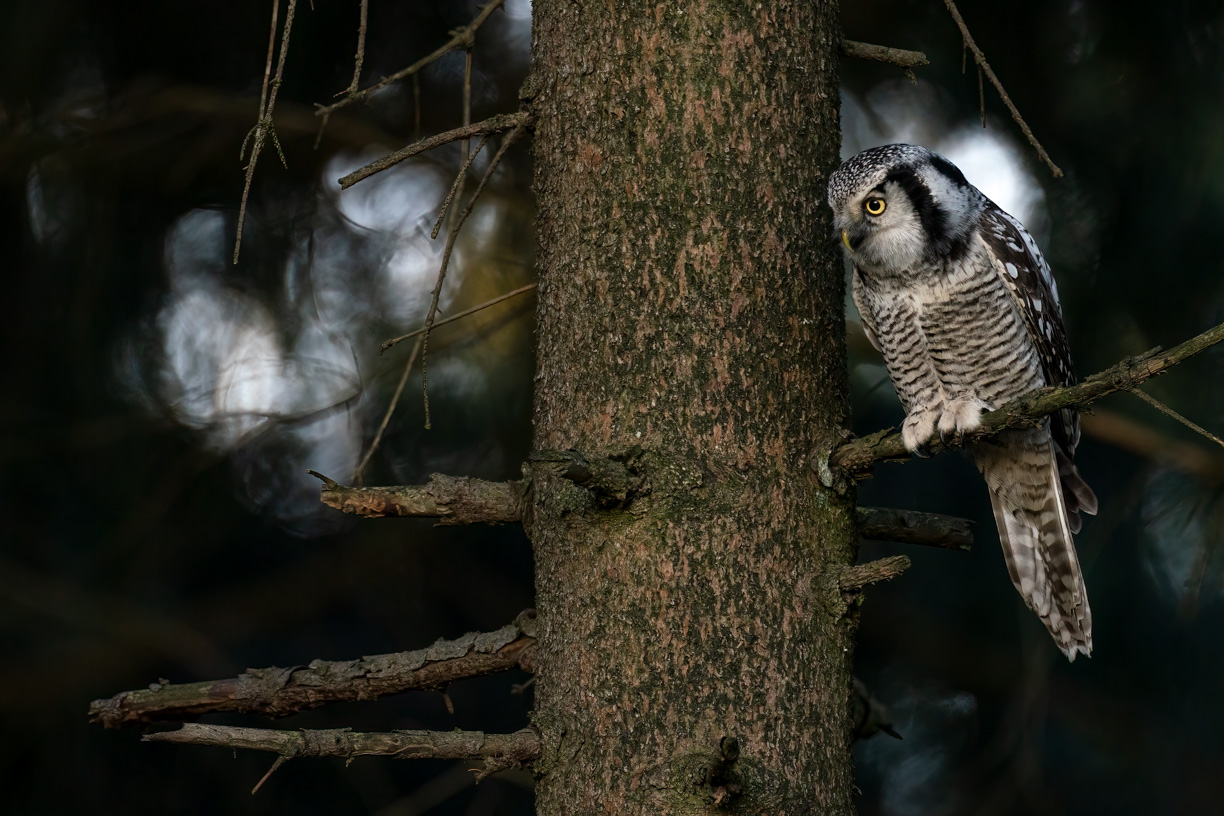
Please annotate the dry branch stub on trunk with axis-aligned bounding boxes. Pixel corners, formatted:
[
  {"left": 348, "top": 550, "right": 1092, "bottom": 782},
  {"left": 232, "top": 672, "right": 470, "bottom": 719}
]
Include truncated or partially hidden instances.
[
  {"left": 89, "top": 619, "right": 537, "bottom": 728},
  {"left": 309, "top": 471, "right": 523, "bottom": 524}
]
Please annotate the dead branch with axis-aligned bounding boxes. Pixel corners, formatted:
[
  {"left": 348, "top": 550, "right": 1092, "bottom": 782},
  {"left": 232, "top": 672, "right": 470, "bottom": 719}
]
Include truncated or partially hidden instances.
[
  {"left": 339, "top": 0, "right": 369, "bottom": 98},
  {"left": 352, "top": 336, "right": 424, "bottom": 484},
  {"left": 89, "top": 620, "right": 537, "bottom": 728},
  {"left": 381, "top": 283, "right": 537, "bottom": 353},
  {"left": 856, "top": 506, "right": 973, "bottom": 551},
  {"left": 315, "top": 0, "right": 506, "bottom": 122},
  {"left": 419, "top": 123, "right": 528, "bottom": 428},
  {"left": 851, "top": 676, "right": 902, "bottom": 741},
  {"left": 833, "top": 319, "right": 1224, "bottom": 475},
  {"left": 338, "top": 111, "right": 531, "bottom": 189},
  {"left": 309, "top": 471, "right": 524, "bottom": 523},
  {"left": 942, "top": 0, "right": 1062, "bottom": 177},
  {"left": 235, "top": 0, "right": 298, "bottom": 264},
  {"left": 1129, "top": 388, "right": 1224, "bottom": 451},
  {"left": 840, "top": 39, "right": 929, "bottom": 69},
  {"left": 313, "top": 456, "right": 976, "bottom": 552},
  {"left": 1081, "top": 408, "right": 1224, "bottom": 483},
  {"left": 838, "top": 555, "right": 912, "bottom": 595},
  {"left": 145, "top": 724, "right": 541, "bottom": 777}
]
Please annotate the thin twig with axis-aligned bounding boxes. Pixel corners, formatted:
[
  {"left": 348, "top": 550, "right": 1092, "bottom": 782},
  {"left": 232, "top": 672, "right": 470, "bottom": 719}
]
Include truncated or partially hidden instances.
[
  {"left": 235, "top": 0, "right": 298, "bottom": 264},
  {"left": 840, "top": 39, "right": 929, "bottom": 69},
  {"left": 252, "top": 755, "right": 287, "bottom": 795},
  {"left": 413, "top": 74, "right": 422, "bottom": 138},
  {"left": 337, "top": 111, "right": 530, "bottom": 189},
  {"left": 381, "top": 283, "right": 537, "bottom": 353},
  {"left": 832, "top": 318, "right": 1224, "bottom": 474},
  {"left": 1130, "top": 388, "right": 1224, "bottom": 451},
  {"left": 339, "top": 0, "right": 369, "bottom": 98},
  {"left": 420, "top": 123, "right": 527, "bottom": 429},
  {"left": 943, "top": 0, "right": 1063, "bottom": 177},
  {"left": 315, "top": 0, "right": 505, "bottom": 121},
  {"left": 1081, "top": 408, "right": 1224, "bottom": 483},
  {"left": 433, "top": 134, "right": 491, "bottom": 241},
  {"left": 352, "top": 337, "right": 423, "bottom": 485}
]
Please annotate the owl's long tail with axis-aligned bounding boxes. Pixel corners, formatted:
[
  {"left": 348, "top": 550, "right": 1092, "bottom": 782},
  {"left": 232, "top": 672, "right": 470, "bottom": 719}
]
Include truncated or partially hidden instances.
[{"left": 972, "top": 429, "right": 1093, "bottom": 661}]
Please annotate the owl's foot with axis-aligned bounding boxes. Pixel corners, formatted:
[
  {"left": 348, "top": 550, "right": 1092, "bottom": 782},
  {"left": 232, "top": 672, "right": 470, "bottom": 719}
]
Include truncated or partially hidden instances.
[
  {"left": 902, "top": 397, "right": 993, "bottom": 455},
  {"left": 937, "top": 396, "right": 993, "bottom": 447},
  {"left": 901, "top": 409, "right": 940, "bottom": 456}
]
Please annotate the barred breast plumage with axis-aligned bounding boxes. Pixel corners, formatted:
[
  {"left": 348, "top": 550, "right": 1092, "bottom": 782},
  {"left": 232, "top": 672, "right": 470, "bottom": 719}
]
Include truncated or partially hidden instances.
[{"left": 829, "top": 144, "right": 1097, "bottom": 661}]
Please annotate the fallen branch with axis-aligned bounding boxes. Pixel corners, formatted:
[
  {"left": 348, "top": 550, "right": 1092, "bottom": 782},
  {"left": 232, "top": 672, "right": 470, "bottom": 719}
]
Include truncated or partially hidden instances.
[
  {"left": 89, "top": 620, "right": 537, "bottom": 728},
  {"left": 308, "top": 471, "right": 524, "bottom": 524},
  {"left": 856, "top": 507, "right": 973, "bottom": 551},
  {"left": 338, "top": 111, "right": 531, "bottom": 189},
  {"left": 145, "top": 724, "right": 541, "bottom": 779},
  {"left": 840, "top": 39, "right": 929, "bottom": 69},
  {"left": 832, "top": 319, "right": 1224, "bottom": 475}
]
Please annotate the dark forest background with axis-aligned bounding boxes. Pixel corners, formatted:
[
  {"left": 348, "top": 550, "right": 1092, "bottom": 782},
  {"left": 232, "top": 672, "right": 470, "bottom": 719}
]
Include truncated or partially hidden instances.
[{"left": 3, "top": 1, "right": 1224, "bottom": 813}]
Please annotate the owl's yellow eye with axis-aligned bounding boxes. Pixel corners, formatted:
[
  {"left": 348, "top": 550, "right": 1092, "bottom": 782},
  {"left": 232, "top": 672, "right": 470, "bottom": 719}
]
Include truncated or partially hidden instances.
[{"left": 864, "top": 197, "right": 887, "bottom": 216}]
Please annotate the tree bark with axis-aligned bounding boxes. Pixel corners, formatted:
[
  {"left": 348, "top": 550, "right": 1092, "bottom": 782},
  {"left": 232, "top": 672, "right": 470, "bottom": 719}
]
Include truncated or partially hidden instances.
[{"left": 527, "top": 2, "right": 854, "bottom": 813}]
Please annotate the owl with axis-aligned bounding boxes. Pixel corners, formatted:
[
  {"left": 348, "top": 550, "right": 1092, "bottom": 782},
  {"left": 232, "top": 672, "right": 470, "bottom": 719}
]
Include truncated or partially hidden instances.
[{"left": 828, "top": 144, "right": 1098, "bottom": 660}]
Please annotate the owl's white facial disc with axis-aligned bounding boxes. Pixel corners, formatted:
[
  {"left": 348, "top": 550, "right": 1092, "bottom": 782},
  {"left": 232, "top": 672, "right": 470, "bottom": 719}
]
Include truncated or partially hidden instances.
[{"left": 827, "top": 144, "right": 986, "bottom": 279}]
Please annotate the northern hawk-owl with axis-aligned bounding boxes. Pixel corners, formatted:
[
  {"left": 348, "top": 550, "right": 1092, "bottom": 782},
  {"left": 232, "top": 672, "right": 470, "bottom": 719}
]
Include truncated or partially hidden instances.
[{"left": 828, "top": 144, "right": 1098, "bottom": 660}]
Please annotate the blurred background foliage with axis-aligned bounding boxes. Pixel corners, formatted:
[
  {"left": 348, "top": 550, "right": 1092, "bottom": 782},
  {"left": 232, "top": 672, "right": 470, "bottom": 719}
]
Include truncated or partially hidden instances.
[{"left": 2, "top": 0, "right": 1223, "bottom": 813}]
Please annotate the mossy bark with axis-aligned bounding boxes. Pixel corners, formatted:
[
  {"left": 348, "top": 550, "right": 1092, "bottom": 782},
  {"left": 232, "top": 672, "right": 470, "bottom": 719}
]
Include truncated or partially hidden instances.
[{"left": 526, "top": 1, "right": 855, "bottom": 813}]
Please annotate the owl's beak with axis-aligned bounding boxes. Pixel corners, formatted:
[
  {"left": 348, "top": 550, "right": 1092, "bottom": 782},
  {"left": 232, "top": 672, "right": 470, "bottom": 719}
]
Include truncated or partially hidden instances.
[{"left": 841, "top": 230, "right": 854, "bottom": 253}]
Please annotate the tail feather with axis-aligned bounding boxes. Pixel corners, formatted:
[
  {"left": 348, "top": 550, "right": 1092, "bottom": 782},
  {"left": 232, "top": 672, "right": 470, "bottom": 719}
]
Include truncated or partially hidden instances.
[
  {"left": 975, "top": 430, "right": 1093, "bottom": 661},
  {"left": 1056, "top": 447, "right": 1099, "bottom": 533}
]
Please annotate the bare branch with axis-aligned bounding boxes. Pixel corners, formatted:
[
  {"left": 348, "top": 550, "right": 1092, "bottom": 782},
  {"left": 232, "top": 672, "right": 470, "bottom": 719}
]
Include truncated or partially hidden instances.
[
  {"left": 144, "top": 724, "right": 542, "bottom": 775},
  {"left": 338, "top": 111, "right": 531, "bottom": 190},
  {"left": 1081, "top": 408, "right": 1224, "bottom": 483},
  {"left": 856, "top": 507, "right": 973, "bottom": 551},
  {"left": 420, "top": 123, "right": 528, "bottom": 429},
  {"left": 381, "top": 283, "right": 537, "bottom": 354},
  {"left": 833, "top": 319, "right": 1224, "bottom": 475},
  {"left": 315, "top": 0, "right": 506, "bottom": 121},
  {"left": 942, "top": 0, "right": 1063, "bottom": 177},
  {"left": 309, "top": 471, "right": 523, "bottom": 523},
  {"left": 338, "top": 0, "right": 369, "bottom": 98},
  {"left": 353, "top": 337, "right": 423, "bottom": 484},
  {"left": 838, "top": 556, "right": 912, "bottom": 595},
  {"left": 1129, "top": 388, "right": 1224, "bottom": 451},
  {"left": 89, "top": 621, "right": 537, "bottom": 728},
  {"left": 235, "top": 0, "right": 298, "bottom": 264},
  {"left": 840, "top": 39, "right": 929, "bottom": 69}
]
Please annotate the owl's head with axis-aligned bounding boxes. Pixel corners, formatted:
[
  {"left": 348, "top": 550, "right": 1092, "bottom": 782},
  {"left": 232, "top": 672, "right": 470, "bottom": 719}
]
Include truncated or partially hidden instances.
[{"left": 827, "top": 144, "right": 984, "bottom": 275}]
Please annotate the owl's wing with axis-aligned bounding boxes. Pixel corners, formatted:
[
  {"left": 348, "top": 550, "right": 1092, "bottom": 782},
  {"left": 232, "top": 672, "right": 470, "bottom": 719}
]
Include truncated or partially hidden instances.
[
  {"left": 978, "top": 203, "right": 1075, "bottom": 443},
  {"left": 978, "top": 201, "right": 1098, "bottom": 524}
]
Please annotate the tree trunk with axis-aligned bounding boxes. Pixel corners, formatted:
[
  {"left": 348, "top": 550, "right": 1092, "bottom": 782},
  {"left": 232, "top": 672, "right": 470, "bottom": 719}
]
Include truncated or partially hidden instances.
[{"left": 526, "top": 1, "right": 855, "bottom": 813}]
